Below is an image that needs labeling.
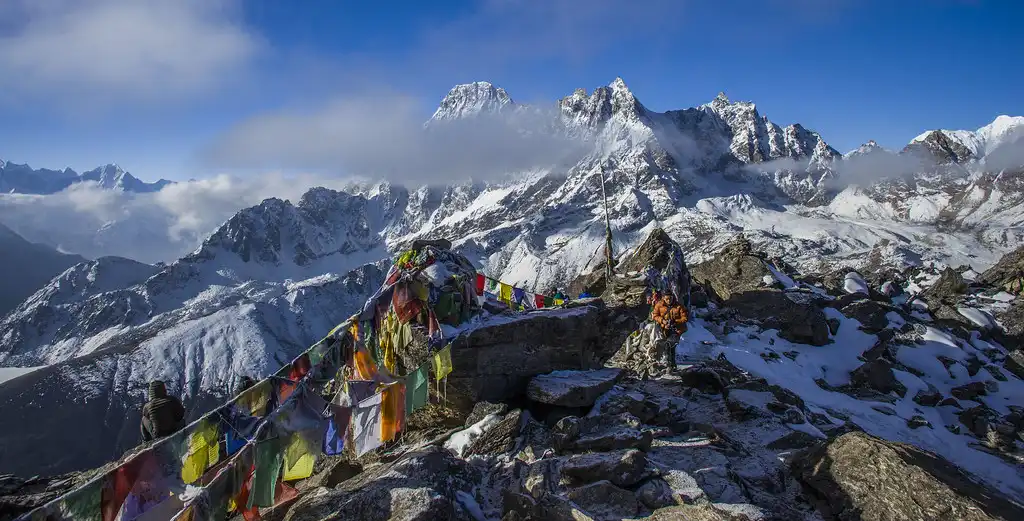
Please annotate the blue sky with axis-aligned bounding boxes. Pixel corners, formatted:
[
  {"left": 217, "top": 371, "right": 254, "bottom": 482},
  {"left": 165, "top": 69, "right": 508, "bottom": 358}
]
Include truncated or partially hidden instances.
[{"left": 0, "top": 0, "right": 1020, "bottom": 182}]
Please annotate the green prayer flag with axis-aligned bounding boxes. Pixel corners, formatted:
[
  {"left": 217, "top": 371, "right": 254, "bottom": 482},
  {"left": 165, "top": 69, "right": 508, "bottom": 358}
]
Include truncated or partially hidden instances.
[
  {"left": 543, "top": 296, "right": 554, "bottom": 307},
  {"left": 248, "top": 437, "right": 282, "bottom": 509},
  {"left": 405, "top": 365, "right": 429, "bottom": 415}
]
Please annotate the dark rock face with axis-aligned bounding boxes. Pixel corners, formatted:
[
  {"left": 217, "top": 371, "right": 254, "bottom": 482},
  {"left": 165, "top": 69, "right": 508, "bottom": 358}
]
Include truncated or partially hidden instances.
[
  {"left": 726, "top": 290, "right": 830, "bottom": 346},
  {"left": 393, "top": 306, "right": 620, "bottom": 417},
  {"left": 564, "top": 480, "right": 638, "bottom": 521},
  {"left": 839, "top": 299, "right": 896, "bottom": 333},
  {"left": 979, "top": 246, "right": 1024, "bottom": 296},
  {"left": 284, "top": 446, "right": 480, "bottom": 521},
  {"left": 465, "top": 409, "right": 525, "bottom": 457},
  {"left": 560, "top": 449, "right": 651, "bottom": 487},
  {"left": 552, "top": 414, "right": 653, "bottom": 454},
  {"left": 690, "top": 235, "right": 772, "bottom": 302},
  {"left": 526, "top": 369, "right": 622, "bottom": 408},
  {"left": 921, "top": 267, "right": 969, "bottom": 306},
  {"left": 646, "top": 504, "right": 753, "bottom": 520},
  {"left": 791, "top": 431, "right": 1024, "bottom": 521},
  {"left": 951, "top": 382, "right": 988, "bottom": 402},
  {"left": 913, "top": 387, "right": 944, "bottom": 407},
  {"left": 850, "top": 359, "right": 908, "bottom": 397}
]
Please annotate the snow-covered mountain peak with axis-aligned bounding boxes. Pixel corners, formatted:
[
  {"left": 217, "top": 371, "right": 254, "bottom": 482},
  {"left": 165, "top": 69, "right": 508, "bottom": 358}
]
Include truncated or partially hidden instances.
[{"left": 430, "top": 81, "right": 515, "bottom": 122}]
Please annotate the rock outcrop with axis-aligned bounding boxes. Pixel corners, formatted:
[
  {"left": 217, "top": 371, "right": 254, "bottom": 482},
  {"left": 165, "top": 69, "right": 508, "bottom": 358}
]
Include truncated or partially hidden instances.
[
  {"left": 527, "top": 369, "right": 622, "bottom": 408},
  {"left": 979, "top": 245, "right": 1024, "bottom": 295},
  {"left": 690, "top": 235, "right": 772, "bottom": 301},
  {"left": 792, "top": 431, "right": 1024, "bottom": 521}
]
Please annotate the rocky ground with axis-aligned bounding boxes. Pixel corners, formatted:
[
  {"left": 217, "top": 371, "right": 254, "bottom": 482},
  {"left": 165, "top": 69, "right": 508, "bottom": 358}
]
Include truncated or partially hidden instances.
[{"left": 4, "top": 233, "right": 1024, "bottom": 521}]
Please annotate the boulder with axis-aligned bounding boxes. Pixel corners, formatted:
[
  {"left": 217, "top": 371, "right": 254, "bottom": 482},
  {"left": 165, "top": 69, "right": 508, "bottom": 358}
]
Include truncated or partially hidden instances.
[
  {"left": 725, "top": 290, "right": 831, "bottom": 346},
  {"left": 635, "top": 478, "right": 677, "bottom": 510},
  {"left": 765, "top": 431, "right": 821, "bottom": 451},
  {"left": 690, "top": 235, "right": 773, "bottom": 301},
  {"left": 552, "top": 414, "right": 653, "bottom": 454},
  {"left": 950, "top": 382, "right": 988, "bottom": 402},
  {"left": 921, "top": 267, "right": 969, "bottom": 306},
  {"left": 646, "top": 503, "right": 755, "bottom": 521},
  {"left": 527, "top": 369, "right": 623, "bottom": 408},
  {"left": 284, "top": 446, "right": 480, "bottom": 521},
  {"left": 850, "top": 359, "right": 908, "bottom": 397},
  {"left": 791, "top": 431, "right": 1024, "bottom": 521},
  {"left": 465, "top": 409, "right": 526, "bottom": 457},
  {"left": 565, "top": 480, "right": 639, "bottom": 521},
  {"left": 1003, "top": 350, "right": 1024, "bottom": 380},
  {"left": 979, "top": 245, "right": 1024, "bottom": 295},
  {"left": 393, "top": 304, "right": 622, "bottom": 419},
  {"left": 913, "top": 387, "right": 943, "bottom": 407},
  {"left": 560, "top": 449, "right": 651, "bottom": 487},
  {"left": 465, "top": 401, "right": 508, "bottom": 427},
  {"left": 839, "top": 299, "right": 896, "bottom": 333}
]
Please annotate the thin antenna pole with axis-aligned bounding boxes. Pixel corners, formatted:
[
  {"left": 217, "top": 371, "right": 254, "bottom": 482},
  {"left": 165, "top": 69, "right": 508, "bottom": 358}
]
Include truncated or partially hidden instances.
[{"left": 600, "top": 167, "right": 614, "bottom": 280}]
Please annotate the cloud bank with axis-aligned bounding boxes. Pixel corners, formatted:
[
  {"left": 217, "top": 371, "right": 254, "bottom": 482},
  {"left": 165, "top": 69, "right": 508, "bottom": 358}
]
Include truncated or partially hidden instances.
[
  {"left": 0, "top": 174, "right": 352, "bottom": 264},
  {"left": 0, "top": 0, "right": 259, "bottom": 106},
  {"left": 203, "top": 94, "right": 589, "bottom": 185}
]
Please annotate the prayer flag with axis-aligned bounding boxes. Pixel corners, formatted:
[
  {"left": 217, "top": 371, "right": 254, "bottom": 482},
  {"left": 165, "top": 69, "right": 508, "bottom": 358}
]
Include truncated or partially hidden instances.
[
  {"left": 475, "top": 273, "right": 485, "bottom": 296},
  {"left": 381, "top": 383, "right": 405, "bottom": 443},
  {"left": 534, "top": 293, "right": 545, "bottom": 309},
  {"left": 353, "top": 348, "right": 378, "bottom": 381},
  {"left": 323, "top": 405, "right": 351, "bottom": 456},
  {"left": 281, "top": 432, "right": 316, "bottom": 481},
  {"left": 512, "top": 287, "right": 525, "bottom": 309},
  {"left": 498, "top": 283, "right": 512, "bottom": 305},
  {"left": 182, "top": 419, "right": 220, "bottom": 484},
  {"left": 248, "top": 437, "right": 282, "bottom": 509},
  {"left": 404, "top": 365, "right": 429, "bottom": 416},
  {"left": 433, "top": 344, "right": 453, "bottom": 382},
  {"left": 352, "top": 393, "right": 384, "bottom": 457}
]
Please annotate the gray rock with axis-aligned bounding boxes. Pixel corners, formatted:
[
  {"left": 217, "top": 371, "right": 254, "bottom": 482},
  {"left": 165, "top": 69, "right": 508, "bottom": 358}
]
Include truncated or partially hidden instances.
[
  {"left": 565, "top": 480, "right": 639, "bottom": 521},
  {"left": 726, "top": 290, "right": 831, "bottom": 346},
  {"left": 1003, "top": 350, "right": 1024, "bottom": 380},
  {"left": 766, "top": 431, "right": 821, "bottom": 451},
  {"left": 284, "top": 446, "right": 480, "bottom": 521},
  {"left": 536, "top": 494, "right": 597, "bottom": 521},
  {"left": 959, "top": 405, "right": 998, "bottom": 439},
  {"left": 951, "top": 381, "right": 988, "bottom": 402},
  {"left": 907, "top": 415, "right": 931, "bottom": 429},
  {"left": 635, "top": 478, "right": 677, "bottom": 510},
  {"left": 850, "top": 359, "right": 907, "bottom": 397},
  {"left": 527, "top": 369, "right": 623, "bottom": 408},
  {"left": 913, "top": 386, "right": 943, "bottom": 407},
  {"left": 921, "top": 267, "right": 969, "bottom": 306},
  {"left": 646, "top": 504, "right": 755, "bottom": 520},
  {"left": 791, "top": 431, "right": 1024, "bottom": 521},
  {"left": 689, "top": 235, "right": 771, "bottom": 302},
  {"left": 466, "top": 401, "right": 508, "bottom": 427},
  {"left": 561, "top": 449, "right": 650, "bottom": 487},
  {"left": 840, "top": 299, "right": 895, "bottom": 333},
  {"left": 466, "top": 409, "right": 525, "bottom": 456},
  {"left": 552, "top": 414, "right": 654, "bottom": 454}
]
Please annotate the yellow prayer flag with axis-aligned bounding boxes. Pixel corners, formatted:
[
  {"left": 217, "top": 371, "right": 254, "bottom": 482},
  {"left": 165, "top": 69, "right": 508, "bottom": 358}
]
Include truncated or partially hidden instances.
[
  {"left": 554, "top": 298, "right": 564, "bottom": 306},
  {"left": 181, "top": 420, "right": 220, "bottom": 484},
  {"left": 281, "top": 432, "right": 315, "bottom": 481},
  {"left": 432, "top": 344, "right": 453, "bottom": 383},
  {"left": 354, "top": 348, "right": 378, "bottom": 380},
  {"left": 238, "top": 379, "right": 271, "bottom": 417},
  {"left": 498, "top": 283, "right": 512, "bottom": 304}
]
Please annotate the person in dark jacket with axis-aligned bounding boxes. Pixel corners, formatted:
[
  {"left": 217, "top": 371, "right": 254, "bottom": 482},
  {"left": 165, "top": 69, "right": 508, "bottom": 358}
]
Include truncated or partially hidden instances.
[{"left": 140, "top": 380, "right": 186, "bottom": 442}]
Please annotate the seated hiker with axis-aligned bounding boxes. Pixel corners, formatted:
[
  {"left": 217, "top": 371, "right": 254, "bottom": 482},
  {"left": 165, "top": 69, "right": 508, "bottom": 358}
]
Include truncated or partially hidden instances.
[
  {"left": 234, "top": 375, "right": 255, "bottom": 396},
  {"left": 140, "top": 380, "right": 186, "bottom": 442}
]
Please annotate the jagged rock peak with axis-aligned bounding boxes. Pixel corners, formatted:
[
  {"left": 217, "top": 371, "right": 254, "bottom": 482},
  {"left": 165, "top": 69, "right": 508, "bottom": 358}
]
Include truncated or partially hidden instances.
[{"left": 430, "top": 81, "right": 515, "bottom": 121}]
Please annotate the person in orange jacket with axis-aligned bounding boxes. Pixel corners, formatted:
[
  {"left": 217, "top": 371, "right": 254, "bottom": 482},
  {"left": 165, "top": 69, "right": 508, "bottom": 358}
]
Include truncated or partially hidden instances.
[{"left": 651, "top": 292, "right": 688, "bottom": 336}]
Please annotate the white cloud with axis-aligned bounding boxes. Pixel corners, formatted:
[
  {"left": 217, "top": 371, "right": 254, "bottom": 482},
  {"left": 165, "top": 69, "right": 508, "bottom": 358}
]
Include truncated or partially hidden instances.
[
  {"left": 203, "top": 93, "right": 588, "bottom": 185},
  {"left": 0, "top": 0, "right": 259, "bottom": 104},
  {"left": 0, "top": 174, "right": 350, "bottom": 264}
]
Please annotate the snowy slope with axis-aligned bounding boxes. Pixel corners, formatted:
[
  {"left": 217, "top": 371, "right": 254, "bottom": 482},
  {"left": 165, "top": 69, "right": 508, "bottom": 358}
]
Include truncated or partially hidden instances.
[{"left": 0, "top": 186, "right": 406, "bottom": 476}]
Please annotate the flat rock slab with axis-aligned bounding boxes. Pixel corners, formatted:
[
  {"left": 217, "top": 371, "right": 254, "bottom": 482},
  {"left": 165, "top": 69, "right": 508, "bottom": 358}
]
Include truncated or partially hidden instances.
[{"left": 528, "top": 368, "right": 623, "bottom": 408}]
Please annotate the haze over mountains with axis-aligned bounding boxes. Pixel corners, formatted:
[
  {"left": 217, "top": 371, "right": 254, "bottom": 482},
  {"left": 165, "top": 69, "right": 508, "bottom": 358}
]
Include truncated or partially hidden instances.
[{"left": 0, "top": 77, "right": 1022, "bottom": 478}]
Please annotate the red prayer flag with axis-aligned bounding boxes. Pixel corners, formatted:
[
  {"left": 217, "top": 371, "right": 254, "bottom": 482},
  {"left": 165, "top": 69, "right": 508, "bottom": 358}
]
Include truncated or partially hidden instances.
[
  {"left": 475, "top": 273, "right": 485, "bottom": 296},
  {"left": 535, "top": 293, "right": 545, "bottom": 309}
]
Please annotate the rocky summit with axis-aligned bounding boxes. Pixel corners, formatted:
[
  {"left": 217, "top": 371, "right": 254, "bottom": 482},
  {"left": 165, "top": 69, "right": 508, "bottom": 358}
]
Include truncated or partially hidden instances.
[{"left": 5, "top": 228, "right": 1024, "bottom": 521}]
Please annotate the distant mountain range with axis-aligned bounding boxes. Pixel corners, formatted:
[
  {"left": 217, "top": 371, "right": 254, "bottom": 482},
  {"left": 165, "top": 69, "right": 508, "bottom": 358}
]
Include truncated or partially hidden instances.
[
  {"left": 0, "top": 161, "right": 171, "bottom": 194},
  {"left": 1, "top": 77, "right": 1023, "bottom": 477}
]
